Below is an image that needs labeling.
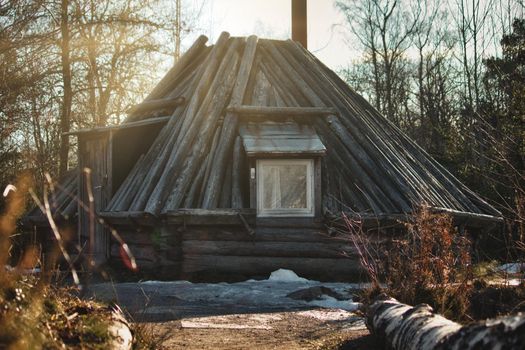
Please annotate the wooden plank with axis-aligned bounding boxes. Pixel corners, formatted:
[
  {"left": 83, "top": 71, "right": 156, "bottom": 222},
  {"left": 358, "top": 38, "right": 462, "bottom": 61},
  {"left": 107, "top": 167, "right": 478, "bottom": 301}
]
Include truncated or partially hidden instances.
[
  {"left": 239, "top": 122, "right": 326, "bottom": 155},
  {"left": 182, "top": 240, "right": 357, "bottom": 258},
  {"left": 229, "top": 105, "right": 337, "bottom": 117}
]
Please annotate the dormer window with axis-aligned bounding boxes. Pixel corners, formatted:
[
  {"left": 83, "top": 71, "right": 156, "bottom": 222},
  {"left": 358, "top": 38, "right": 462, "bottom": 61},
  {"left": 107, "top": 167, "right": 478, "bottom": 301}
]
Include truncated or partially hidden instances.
[
  {"left": 240, "top": 121, "right": 326, "bottom": 218},
  {"left": 257, "top": 159, "right": 314, "bottom": 217}
]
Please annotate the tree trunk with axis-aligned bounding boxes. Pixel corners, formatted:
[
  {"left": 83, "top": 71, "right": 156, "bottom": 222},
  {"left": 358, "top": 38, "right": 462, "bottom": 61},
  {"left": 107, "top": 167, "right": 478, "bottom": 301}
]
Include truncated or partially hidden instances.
[{"left": 59, "top": 0, "right": 72, "bottom": 177}]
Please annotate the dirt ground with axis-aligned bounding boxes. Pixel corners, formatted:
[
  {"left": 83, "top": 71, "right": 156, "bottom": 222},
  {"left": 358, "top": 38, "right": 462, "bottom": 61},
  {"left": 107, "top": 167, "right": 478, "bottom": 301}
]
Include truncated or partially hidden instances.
[
  {"left": 138, "top": 309, "right": 381, "bottom": 350},
  {"left": 87, "top": 278, "right": 381, "bottom": 349}
]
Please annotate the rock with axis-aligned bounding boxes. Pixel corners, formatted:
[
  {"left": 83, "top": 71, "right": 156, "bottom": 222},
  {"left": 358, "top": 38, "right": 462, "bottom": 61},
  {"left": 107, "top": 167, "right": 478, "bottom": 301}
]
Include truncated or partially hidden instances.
[
  {"left": 286, "top": 286, "right": 347, "bottom": 302},
  {"left": 108, "top": 307, "right": 133, "bottom": 350}
]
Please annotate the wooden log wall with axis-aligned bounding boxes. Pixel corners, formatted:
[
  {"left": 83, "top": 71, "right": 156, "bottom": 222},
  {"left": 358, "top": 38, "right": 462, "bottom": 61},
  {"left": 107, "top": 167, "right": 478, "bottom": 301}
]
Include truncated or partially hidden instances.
[
  {"left": 179, "top": 225, "right": 364, "bottom": 281},
  {"left": 108, "top": 225, "right": 183, "bottom": 279},
  {"left": 107, "top": 222, "right": 366, "bottom": 282}
]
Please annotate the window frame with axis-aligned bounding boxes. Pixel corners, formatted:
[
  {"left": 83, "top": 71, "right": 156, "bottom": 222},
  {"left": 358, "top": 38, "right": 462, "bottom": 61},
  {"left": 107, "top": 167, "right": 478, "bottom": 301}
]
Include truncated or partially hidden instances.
[{"left": 256, "top": 159, "right": 315, "bottom": 217}]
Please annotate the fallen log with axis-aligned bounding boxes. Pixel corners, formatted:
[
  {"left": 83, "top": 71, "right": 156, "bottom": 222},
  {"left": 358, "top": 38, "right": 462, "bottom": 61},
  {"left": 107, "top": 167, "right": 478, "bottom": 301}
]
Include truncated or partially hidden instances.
[{"left": 367, "top": 295, "right": 525, "bottom": 350}]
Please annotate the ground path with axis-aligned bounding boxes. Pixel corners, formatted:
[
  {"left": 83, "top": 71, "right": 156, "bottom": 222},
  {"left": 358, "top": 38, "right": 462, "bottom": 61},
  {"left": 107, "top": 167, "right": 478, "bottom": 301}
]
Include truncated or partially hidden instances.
[{"left": 87, "top": 271, "right": 380, "bottom": 349}]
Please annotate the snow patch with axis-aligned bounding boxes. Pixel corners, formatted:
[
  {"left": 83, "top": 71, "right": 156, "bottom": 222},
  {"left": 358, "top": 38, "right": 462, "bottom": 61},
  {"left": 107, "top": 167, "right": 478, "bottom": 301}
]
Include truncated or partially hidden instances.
[
  {"left": 267, "top": 269, "right": 311, "bottom": 282},
  {"left": 307, "top": 295, "right": 361, "bottom": 311},
  {"left": 507, "top": 279, "right": 523, "bottom": 286},
  {"left": 498, "top": 262, "right": 525, "bottom": 274}
]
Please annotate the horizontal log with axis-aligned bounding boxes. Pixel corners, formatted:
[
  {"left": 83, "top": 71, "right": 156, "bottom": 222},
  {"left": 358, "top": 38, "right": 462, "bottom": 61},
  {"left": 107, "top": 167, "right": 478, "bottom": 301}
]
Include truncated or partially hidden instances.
[
  {"left": 430, "top": 207, "right": 504, "bottom": 226},
  {"left": 128, "top": 96, "right": 185, "bottom": 115},
  {"left": 256, "top": 217, "right": 324, "bottom": 228},
  {"left": 181, "top": 227, "right": 353, "bottom": 243},
  {"left": 182, "top": 240, "right": 356, "bottom": 258},
  {"left": 111, "top": 230, "right": 155, "bottom": 246},
  {"left": 99, "top": 211, "right": 158, "bottom": 226},
  {"left": 110, "top": 244, "right": 158, "bottom": 262},
  {"left": 110, "top": 243, "right": 182, "bottom": 262},
  {"left": 228, "top": 105, "right": 337, "bottom": 117},
  {"left": 164, "top": 209, "right": 256, "bottom": 225},
  {"left": 182, "top": 254, "right": 363, "bottom": 281},
  {"left": 367, "top": 296, "right": 461, "bottom": 350}
]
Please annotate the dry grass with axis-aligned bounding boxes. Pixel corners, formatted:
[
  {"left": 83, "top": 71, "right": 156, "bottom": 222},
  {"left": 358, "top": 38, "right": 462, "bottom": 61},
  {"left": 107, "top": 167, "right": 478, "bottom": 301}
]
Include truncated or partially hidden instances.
[{"left": 0, "top": 175, "right": 122, "bottom": 349}]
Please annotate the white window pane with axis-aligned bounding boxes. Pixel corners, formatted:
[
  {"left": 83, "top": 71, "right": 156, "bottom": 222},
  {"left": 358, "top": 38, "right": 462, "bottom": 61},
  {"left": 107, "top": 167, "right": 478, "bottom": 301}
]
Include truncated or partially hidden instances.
[
  {"left": 279, "top": 165, "right": 307, "bottom": 208},
  {"left": 261, "top": 164, "right": 307, "bottom": 210}
]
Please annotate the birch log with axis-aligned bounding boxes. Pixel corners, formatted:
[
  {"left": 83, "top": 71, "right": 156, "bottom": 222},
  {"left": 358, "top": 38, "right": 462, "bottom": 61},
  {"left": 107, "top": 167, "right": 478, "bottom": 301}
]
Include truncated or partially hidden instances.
[{"left": 367, "top": 295, "right": 525, "bottom": 350}]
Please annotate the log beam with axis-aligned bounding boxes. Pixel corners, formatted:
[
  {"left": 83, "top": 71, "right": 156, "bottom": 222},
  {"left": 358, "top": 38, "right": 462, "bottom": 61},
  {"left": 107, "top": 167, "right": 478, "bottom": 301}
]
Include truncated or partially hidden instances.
[
  {"left": 228, "top": 105, "right": 337, "bottom": 118},
  {"left": 127, "top": 96, "right": 185, "bottom": 115}
]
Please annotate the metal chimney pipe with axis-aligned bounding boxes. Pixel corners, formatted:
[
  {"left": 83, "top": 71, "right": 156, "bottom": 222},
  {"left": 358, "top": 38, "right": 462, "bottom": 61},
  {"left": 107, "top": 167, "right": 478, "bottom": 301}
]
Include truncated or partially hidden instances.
[{"left": 292, "top": 0, "right": 307, "bottom": 49}]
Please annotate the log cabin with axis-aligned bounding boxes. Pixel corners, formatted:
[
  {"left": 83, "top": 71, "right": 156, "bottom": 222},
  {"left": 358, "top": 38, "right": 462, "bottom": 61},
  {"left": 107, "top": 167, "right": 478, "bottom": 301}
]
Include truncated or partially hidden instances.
[{"left": 22, "top": 1, "right": 503, "bottom": 281}]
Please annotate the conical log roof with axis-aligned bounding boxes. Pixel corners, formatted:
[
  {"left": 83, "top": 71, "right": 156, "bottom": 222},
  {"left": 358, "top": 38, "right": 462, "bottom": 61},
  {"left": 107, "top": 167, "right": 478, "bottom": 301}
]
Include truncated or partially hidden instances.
[{"left": 102, "top": 33, "right": 500, "bottom": 219}]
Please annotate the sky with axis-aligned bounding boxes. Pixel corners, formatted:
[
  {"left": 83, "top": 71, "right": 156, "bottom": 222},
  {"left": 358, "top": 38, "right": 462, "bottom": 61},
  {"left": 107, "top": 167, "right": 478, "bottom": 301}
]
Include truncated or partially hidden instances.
[{"left": 184, "top": 0, "right": 356, "bottom": 71}]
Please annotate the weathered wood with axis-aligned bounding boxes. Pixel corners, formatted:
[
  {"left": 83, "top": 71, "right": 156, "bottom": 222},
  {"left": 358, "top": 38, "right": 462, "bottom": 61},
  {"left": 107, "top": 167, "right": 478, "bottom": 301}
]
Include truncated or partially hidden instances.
[
  {"left": 201, "top": 35, "right": 258, "bottom": 209},
  {"left": 126, "top": 104, "right": 187, "bottom": 211},
  {"left": 163, "top": 45, "right": 241, "bottom": 211},
  {"left": 184, "top": 125, "right": 221, "bottom": 208},
  {"left": 367, "top": 296, "right": 525, "bottom": 350},
  {"left": 182, "top": 254, "right": 362, "bottom": 279},
  {"left": 231, "top": 136, "right": 244, "bottom": 209},
  {"left": 127, "top": 97, "right": 185, "bottom": 115},
  {"left": 110, "top": 230, "right": 154, "bottom": 245},
  {"left": 249, "top": 158, "right": 256, "bottom": 209},
  {"left": 181, "top": 227, "right": 352, "bottom": 243},
  {"left": 145, "top": 32, "right": 232, "bottom": 214},
  {"left": 258, "top": 44, "right": 388, "bottom": 213},
  {"left": 264, "top": 41, "right": 402, "bottom": 214},
  {"left": 182, "top": 240, "right": 356, "bottom": 258},
  {"left": 78, "top": 134, "right": 112, "bottom": 264},
  {"left": 63, "top": 116, "right": 172, "bottom": 136},
  {"left": 106, "top": 154, "right": 144, "bottom": 211},
  {"left": 314, "top": 157, "right": 322, "bottom": 218},
  {"left": 229, "top": 105, "right": 337, "bottom": 117},
  {"left": 218, "top": 153, "right": 233, "bottom": 208},
  {"left": 286, "top": 40, "right": 486, "bottom": 215},
  {"left": 239, "top": 121, "right": 326, "bottom": 156},
  {"left": 143, "top": 35, "right": 208, "bottom": 102},
  {"left": 325, "top": 114, "right": 412, "bottom": 212},
  {"left": 99, "top": 211, "right": 157, "bottom": 226},
  {"left": 164, "top": 208, "right": 256, "bottom": 225}
]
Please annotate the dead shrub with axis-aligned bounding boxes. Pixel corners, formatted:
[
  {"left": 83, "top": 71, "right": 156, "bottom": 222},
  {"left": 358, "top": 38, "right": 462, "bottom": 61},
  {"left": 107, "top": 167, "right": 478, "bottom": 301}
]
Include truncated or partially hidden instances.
[{"left": 345, "top": 205, "right": 473, "bottom": 321}]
